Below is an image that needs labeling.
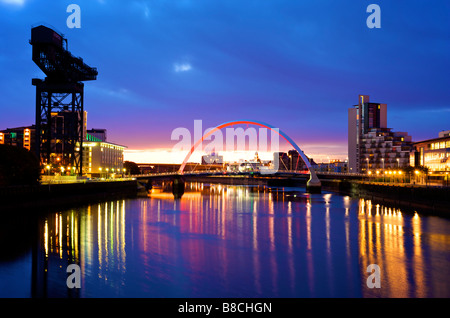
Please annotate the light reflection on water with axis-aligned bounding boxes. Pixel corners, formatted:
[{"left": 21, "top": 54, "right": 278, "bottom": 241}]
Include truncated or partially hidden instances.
[{"left": 1, "top": 182, "right": 450, "bottom": 298}]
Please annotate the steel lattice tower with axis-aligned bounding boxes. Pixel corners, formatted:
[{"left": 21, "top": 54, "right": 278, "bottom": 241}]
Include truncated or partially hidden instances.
[{"left": 30, "top": 25, "right": 97, "bottom": 175}]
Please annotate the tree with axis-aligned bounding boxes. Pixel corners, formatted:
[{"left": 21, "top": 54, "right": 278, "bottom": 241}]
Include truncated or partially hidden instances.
[
  {"left": 0, "top": 145, "right": 40, "bottom": 186},
  {"left": 124, "top": 161, "right": 141, "bottom": 175}
]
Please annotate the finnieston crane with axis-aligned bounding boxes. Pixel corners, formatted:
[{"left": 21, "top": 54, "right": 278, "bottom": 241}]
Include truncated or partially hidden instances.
[{"left": 30, "top": 25, "right": 97, "bottom": 175}]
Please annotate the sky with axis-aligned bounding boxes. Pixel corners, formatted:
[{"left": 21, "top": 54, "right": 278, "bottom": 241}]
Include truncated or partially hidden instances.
[{"left": 0, "top": 0, "right": 449, "bottom": 163}]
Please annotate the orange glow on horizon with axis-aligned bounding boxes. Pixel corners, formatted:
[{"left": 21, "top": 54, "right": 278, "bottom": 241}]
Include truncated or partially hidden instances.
[{"left": 124, "top": 147, "right": 347, "bottom": 164}]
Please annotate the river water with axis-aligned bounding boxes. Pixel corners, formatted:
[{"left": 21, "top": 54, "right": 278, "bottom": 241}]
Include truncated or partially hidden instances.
[{"left": 1, "top": 182, "right": 449, "bottom": 298}]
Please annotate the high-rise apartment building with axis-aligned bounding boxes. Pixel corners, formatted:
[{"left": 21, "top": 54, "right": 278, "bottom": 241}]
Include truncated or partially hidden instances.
[{"left": 348, "top": 95, "right": 412, "bottom": 173}]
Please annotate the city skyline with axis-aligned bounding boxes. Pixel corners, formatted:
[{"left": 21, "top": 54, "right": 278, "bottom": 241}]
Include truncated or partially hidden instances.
[{"left": 0, "top": 0, "right": 449, "bottom": 164}]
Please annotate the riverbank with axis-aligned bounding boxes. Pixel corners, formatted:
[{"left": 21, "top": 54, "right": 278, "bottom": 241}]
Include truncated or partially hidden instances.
[
  {"left": 0, "top": 180, "right": 138, "bottom": 211},
  {"left": 2, "top": 176, "right": 448, "bottom": 216},
  {"left": 322, "top": 179, "right": 450, "bottom": 215}
]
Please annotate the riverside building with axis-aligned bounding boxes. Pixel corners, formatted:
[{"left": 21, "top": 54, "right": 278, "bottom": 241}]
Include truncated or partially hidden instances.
[
  {"left": 82, "top": 131, "right": 126, "bottom": 177},
  {"left": 348, "top": 95, "right": 413, "bottom": 173},
  {"left": 0, "top": 125, "right": 36, "bottom": 152},
  {"left": 410, "top": 130, "right": 450, "bottom": 173}
]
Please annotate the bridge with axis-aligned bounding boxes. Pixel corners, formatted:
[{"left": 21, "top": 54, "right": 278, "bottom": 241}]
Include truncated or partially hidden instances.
[
  {"left": 132, "top": 169, "right": 366, "bottom": 197},
  {"left": 132, "top": 119, "right": 366, "bottom": 196},
  {"left": 178, "top": 119, "right": 323, "bottom": 192},
  {"left": 133, "top": 171, "right": 365, "bottom": 179}
]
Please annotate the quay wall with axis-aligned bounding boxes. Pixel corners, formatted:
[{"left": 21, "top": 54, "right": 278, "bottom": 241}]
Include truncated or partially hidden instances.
[
  {"left": 322, "top": 179, "right": 450, "bottom": 215},
  {"left": 0, "top": 181, "right": 138, "bottom": 211}
]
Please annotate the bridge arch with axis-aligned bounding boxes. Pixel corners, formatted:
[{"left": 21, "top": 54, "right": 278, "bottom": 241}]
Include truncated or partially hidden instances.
[{"left": 178, "top": 120, "right": 321, "bottom": 192}]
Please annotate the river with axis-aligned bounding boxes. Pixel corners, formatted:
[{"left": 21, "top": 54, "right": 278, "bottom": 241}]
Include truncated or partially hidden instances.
[{"left": 1, "top": 182, "right": 449, "bottom": 298}]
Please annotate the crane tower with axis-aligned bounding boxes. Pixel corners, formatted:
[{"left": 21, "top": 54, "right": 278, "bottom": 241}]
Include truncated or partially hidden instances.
[{"left": 30, "top": 25, "right": 98, "bottom": 175}]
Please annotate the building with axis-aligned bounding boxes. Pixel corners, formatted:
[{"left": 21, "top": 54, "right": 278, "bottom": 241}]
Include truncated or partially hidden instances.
[
  {"left": 0, "top": 125, "right": 36, "bottom": 153},
  {"left": 82, "top": 140, "right": 126, "bottom": 177},
  {"left": 273, "top": 152, "right": 290, "bottom": 171},
  {"left": 410, "top": 130, "right": 450, "bottom": 173},
  {"left": 273, "top": 150, "right": 316, "bottom": 172},
  {"left": 316, "top": 160, "right": 348, "bottom": 173},
  {"left": 201, "top": 152, "right": 223, "bottom": 164},
  {"left": 81, "top": 129, "right": 126, "bottom": 176},
  {"left": 348, "top": 95, "right": 412, "bottom": 173},
  {"left": 348, "top": 95, "right": 386, "bottom": 173},
  {"left": 87, "top": 128, "right": 107, "bottom": 142}
]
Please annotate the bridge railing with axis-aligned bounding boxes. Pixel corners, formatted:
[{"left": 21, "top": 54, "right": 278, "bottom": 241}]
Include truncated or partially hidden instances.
[{"left": 316, "top": 171, "right": 366, "bottom": 177}]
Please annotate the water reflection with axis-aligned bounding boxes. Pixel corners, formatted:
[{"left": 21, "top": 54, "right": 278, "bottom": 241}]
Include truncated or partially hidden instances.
[
  {"left": 5, "top": 183, "right": 450, "bottom": 297},
  {"left": 358, "top": 198, "right": 450, "bottom": 297}
]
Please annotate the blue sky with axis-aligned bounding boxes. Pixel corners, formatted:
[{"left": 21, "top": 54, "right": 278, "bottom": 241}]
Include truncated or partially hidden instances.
[{"left": 0, "top": 0, "right": 449, "bottom": 162}]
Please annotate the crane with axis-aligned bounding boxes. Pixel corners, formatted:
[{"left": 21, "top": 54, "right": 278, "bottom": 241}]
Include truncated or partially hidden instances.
[{"left": 30, "top": 25, "right": 98, "bottom": 175}]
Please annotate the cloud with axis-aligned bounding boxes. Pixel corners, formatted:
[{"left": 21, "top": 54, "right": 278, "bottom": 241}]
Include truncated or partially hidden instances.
[
  {"left": 174, "top": 62, "right": 192, "bottom": 73},
  {"left": 0, "top": 0, "right": 25, "bottom": 5}
]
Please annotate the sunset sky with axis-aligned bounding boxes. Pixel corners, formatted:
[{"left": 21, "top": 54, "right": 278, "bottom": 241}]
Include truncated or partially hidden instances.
[{"left": 0, "top": 0, "right": 449, "bottom": 163}]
